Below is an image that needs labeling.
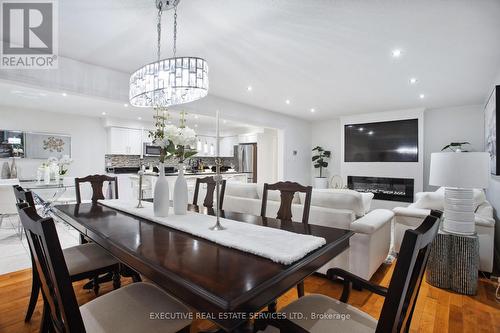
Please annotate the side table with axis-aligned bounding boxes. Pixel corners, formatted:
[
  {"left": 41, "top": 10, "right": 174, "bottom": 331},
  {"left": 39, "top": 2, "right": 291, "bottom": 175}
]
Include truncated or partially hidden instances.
[{"left": 426, "top": 231, "right": 479, "bottom": 295}]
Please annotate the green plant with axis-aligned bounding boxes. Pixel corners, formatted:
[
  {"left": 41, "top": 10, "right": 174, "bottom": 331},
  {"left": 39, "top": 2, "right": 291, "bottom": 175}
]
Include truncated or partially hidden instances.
[
  {"left": 312, "top": 146, "right": 331, "bottom": 178},
  {"left": 441, "top": 142, "right": 471, "bottom": 152}
]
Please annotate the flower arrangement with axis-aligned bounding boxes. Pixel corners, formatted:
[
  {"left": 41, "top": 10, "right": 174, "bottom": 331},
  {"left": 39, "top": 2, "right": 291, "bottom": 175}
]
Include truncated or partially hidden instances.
[
  {"left": 149, "top": 109, "right": 198, "bottom": 164},
  {"left": 46, "top": 155, "right": 73, "bottom": 176}
]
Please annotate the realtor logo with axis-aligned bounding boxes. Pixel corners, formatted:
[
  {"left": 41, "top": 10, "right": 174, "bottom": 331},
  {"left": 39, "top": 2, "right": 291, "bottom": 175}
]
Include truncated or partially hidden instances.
[{"left": 1, "top": 0, "right": 58, "bottom": 69}]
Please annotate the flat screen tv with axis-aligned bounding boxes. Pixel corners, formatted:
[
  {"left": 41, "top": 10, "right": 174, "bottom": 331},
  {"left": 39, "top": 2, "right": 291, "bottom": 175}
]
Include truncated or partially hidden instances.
[{"left": 344, "top": 119, "right": 418, "bottom": 162}]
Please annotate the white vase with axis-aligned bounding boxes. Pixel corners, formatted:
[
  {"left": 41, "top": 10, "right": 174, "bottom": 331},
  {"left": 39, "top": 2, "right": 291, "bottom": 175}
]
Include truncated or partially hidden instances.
[
  {"left": 153, "top": 163, "right": 170, "bottom": 217},
  {"left": 313, "top": 177, "right": 329, "bottom": 189},
  {"left": 173, "top": 164, "right": 188, "bottom": 215}
]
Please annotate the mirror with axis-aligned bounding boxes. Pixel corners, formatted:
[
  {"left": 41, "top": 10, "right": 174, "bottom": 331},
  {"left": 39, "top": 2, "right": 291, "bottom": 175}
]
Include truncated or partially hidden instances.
[{"left": 0, "top": 130, "right": 24, "bottom": 158}]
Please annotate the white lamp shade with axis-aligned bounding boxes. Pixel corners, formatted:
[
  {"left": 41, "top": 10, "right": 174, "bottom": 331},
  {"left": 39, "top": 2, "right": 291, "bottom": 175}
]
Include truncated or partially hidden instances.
[{"left": 429, "top": 152, "right": 490, "bottom": 189}]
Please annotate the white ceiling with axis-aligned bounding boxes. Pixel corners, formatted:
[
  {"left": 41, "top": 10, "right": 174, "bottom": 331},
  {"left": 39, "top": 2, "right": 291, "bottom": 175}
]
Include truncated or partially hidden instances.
[
  {"left": 53, "top": 0, "right": 500, "bottom": 119},
  {"left": 0, "top": 81, "right": 260, "bottom": 135},
  {"left": 2, "top": 0, "right": 500, "bottom": 121}
]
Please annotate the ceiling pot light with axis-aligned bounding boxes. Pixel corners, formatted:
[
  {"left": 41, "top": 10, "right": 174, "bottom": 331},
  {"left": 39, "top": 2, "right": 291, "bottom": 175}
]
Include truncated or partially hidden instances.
[
  {"left": 247, "top": 86, "right": 252, "bottom": 91},
  {"left": 409, "top": 78, "right": 417, "bottom": 84},
  {"left": 124, "top": 103, "right": 129, "bottom": 107},
  {"left": 129, "top": 0, "right": 208, "bottom": 108},
  {"left": 102, "top": 112, "right": 106, "bottom": 115},
  {"left": 138, "top": 117, "right": 142, "bottom": 120},
  {"left": 419, "top": 94, "right": 425, "bottom": 99},
  {"left": 310, "top": 108, "right": 315, "bottom": 113},
  {"left": 61, "top": 92, "right": 67, "bottom": 97},
  {"left": 391, "top": 49, "right": 402, "bottom": 58},
  {"left": 285, "top": 99, "right": 290, "bottom": 105}
]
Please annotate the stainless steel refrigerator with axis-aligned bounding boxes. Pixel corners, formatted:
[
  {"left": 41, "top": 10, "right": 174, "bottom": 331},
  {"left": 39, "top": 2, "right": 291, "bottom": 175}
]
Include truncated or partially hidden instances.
[{"left": 235, "top": 143, "right": 257, "bottom": 183}]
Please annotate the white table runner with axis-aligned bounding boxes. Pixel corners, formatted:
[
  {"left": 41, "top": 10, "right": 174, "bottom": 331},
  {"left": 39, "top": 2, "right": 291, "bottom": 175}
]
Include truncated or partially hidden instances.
[{"left": 98, "top": 199, "right": 326, "bottom": 265}]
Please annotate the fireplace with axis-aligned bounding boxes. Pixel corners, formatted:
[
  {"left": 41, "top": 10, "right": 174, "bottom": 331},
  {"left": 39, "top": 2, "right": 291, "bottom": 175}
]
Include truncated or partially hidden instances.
[{"left": 348, "top": 176, "right": 414, "bottom": 203}]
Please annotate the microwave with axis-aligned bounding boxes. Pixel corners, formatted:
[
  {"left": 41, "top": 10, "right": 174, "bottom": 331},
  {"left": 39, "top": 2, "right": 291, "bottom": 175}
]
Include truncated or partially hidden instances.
[{"left": 143, "top": 143, "right": 161, "bottom": 156}]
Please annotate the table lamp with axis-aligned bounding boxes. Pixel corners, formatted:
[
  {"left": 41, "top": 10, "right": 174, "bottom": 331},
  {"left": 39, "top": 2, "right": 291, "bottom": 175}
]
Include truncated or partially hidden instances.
[{"left": 429, "top": 152, "right": 490, "bottom": 235}]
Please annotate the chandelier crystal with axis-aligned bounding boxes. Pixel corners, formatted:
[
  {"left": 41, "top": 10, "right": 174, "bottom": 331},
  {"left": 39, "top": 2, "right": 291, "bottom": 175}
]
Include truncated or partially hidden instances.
[{"left": 129, "top": 0, "right": 208, "bottom": 108}]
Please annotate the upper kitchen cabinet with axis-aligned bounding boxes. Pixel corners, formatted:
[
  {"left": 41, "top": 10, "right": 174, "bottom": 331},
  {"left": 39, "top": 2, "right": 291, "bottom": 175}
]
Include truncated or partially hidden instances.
[
  {"left": 220, "top": 136, "right": 238, "bottom": 157},
  {"left": 107, "top": 127, "right": 142, "bottom": 155}
]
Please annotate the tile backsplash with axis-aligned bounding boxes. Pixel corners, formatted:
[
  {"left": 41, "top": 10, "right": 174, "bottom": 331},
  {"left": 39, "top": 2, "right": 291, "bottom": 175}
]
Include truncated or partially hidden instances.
[{"left": 105, "top": 155, "right": 238, "bottom": 170}]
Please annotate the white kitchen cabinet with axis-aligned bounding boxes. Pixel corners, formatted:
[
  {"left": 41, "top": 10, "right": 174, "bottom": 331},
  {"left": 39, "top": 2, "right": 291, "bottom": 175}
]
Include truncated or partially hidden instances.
[
  {"left": 107, "top": 127, "right": 143, "bottom": 155},
  {"left": 220, "top": 136, "right": 238, "bottom": 157}
]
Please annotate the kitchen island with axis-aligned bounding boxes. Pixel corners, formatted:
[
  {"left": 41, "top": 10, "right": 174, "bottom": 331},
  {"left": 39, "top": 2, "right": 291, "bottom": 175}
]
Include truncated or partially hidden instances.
[{"left": 108, "top": 170, "right": 249, "bottom": 201}]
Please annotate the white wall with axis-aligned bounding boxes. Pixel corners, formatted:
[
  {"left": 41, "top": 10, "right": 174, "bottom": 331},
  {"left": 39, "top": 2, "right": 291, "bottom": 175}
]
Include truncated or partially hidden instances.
[
  {"left": 257, "top": 128, "right": 279, "bottom": 184},
  {"left": 0, "top": 106, "right": 106, "bottom": 180},
  {"left": 424, "top": 105, "right": 485, "bottom": 191},
  {"left": 311, "top": 118, "right": 341, "bottom": 181}
]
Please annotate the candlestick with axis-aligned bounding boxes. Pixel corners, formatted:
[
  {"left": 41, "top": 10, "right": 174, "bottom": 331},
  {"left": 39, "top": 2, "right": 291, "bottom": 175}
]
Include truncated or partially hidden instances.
[{"left": 210, "top": 110, "right": 226, "bottom": 231}]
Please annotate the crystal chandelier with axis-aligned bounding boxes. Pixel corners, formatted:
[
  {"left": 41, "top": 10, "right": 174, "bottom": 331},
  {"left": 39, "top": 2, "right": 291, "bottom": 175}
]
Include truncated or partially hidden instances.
[{"left": 129, "top": 0, "right": 209, "bottom": 108}]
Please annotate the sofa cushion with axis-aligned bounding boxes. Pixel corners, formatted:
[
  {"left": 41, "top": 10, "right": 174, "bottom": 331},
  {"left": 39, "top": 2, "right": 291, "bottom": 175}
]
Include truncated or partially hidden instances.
[
  {"left": 411, "top": 187, "right": 487, "bottom": 211},
  {"left": 300, "top": 189, "right": 367, "bottom": 217},
  {"left": 350, "top": 209, "right": 394, "bottom": 234},
  {"left": 256, "top": 184, "right": 300, "bottom": 204},
  {"left": 225, "top": 183, "right": 259, "bottom": 199}
]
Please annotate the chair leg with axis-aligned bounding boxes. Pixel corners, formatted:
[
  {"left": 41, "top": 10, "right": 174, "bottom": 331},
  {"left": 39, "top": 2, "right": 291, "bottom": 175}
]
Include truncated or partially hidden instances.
[
  {"left": 93, "top": 276, "right": 100, "bottom": 296},
  {"left": 112, "top": 269, "right": 121, "bottom": 289},
  {"left": 40, "top": 301, "right": 52, "bottom": 333},
  {"left": 297, "top": 281, "right": 305, "bottom": 298},
  {"left": 267, "top": 300, "right": 277, "bottom": 312},
  {"left": 25, "top": 269, "right": 40, "bottom": 322}
]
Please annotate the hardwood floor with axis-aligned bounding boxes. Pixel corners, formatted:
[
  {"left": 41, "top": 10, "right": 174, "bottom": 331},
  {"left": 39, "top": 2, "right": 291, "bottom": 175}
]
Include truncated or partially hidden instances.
[{"left": 0, "top": 262, "right": 499, "bottom": 332}]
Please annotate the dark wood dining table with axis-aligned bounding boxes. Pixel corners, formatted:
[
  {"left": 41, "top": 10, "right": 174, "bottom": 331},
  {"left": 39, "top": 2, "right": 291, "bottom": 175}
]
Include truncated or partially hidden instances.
[{"left": 53, "top": 202, "right": 354, "bottom": 332}]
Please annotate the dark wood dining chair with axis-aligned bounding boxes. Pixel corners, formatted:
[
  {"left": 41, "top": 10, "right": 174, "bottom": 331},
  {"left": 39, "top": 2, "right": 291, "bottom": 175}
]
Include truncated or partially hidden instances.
[
  {"left": 16, "top": 203, "right": 192, "bottom": 333},
  {"left": 75, "top": 175, "right": 142, "bottom": 283},
  {"left": 75, "top": 174, "right": 118, "bottom": 203},
  {"left": 260, "top": 181, "right": 313, "bottom": 300},
  {"left": 193, "top": 176, "right": 226, "bottom": 209},
  {"left": 13, "top": 185, "right": 122, "bottom": 323},
  {"left": 255, "top": 212, "right": 442, "bottom": 333},
  {"left": 260, "top": 181, "right": 312, "bottom": 224}
]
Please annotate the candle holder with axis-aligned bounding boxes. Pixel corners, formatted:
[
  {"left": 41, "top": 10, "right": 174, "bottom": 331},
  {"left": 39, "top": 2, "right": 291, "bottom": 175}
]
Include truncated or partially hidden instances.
[
  {"left": 136, "top": 169, "right": 144, "bottom": 209},
  {"left": 209, "top": 157, "right": 226, "bottom": 231}
]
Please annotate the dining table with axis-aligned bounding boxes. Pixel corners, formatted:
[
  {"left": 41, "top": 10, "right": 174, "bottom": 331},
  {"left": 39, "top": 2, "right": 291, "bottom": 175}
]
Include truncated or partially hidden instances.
[{"left": 52, "top": 201, "right": 354, "bottom": 332}]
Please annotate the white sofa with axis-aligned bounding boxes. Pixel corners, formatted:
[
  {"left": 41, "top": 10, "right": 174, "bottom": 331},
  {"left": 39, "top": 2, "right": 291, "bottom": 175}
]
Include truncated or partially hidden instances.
[
  {"left": 222, "top": 183, "right": 394, "bottom": 280},
  {"left": 393, "top": 187, "right": 496, "bottom": 273}
]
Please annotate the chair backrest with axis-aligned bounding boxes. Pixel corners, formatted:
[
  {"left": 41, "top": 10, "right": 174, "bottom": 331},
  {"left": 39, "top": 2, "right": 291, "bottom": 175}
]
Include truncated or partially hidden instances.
[
  {"left": 13, "top": 185, "right": 36, "bottom": 207},
  {"left": 75, "top": 174, "right": 118, "bottom": 203},
  {"left": 260, "top": 181, "right": 312, "bottom": 224},
  {"left": 16, "top": 203, "right": 85, "bottom": 333},
  {"left": 376, "top": 211, "right": 442, "bottom": 333},
  {"left": 193, "top": 176, "right": 226, "bottom": 209}
]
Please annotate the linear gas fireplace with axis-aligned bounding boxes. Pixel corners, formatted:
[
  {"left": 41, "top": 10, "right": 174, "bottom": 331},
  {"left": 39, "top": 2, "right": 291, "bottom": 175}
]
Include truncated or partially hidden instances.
[{"left": 348, "top": 176, "right": 414, "bottom": 203}]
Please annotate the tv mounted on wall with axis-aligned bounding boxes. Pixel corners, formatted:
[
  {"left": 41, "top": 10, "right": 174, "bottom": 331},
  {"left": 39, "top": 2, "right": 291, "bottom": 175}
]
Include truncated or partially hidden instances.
[{"left": 344, "top": 119, "right": 419, "bottom": 162}]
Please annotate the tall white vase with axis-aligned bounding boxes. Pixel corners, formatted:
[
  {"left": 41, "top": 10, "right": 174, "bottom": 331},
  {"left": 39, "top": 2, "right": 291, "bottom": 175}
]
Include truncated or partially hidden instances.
[
  {"left": 154, "top": 163, "right": 170, "bottom": 217},
  {"left": 173, "top": 164, "right": 188, "bottom": 215}
]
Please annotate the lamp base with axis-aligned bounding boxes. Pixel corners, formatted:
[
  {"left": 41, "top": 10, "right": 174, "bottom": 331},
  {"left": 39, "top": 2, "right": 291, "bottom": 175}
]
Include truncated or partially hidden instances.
[{"left": 442, "top": 188, "right": 475, "bottom": 235}]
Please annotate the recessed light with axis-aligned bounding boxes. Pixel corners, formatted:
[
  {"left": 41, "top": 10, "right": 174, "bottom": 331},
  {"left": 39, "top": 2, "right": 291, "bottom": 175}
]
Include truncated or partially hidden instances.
[
  {"left": 124, "top": 103, "right": 128, "bottom": 107},
  {"left": 101, "top": 112, "right": 106, "bottom": 116},
  {"left": 391, "top": 49, "right": 402, "bottom": 58},
  {"left": 61, "top": 92, "right": 67, "bottom": 97},
  {"left": 419, "top": 94, "right": 425, "bottom": 99},
  {"left": 368, "top": 131, "right": 374, "bottom": 135},
  {"left": 358, "top": 127, "right": 364, "bottom": 132},
  {"left": 285, "top": 99, "right": 290, "bottom": 105},
  {"left": 409, "top": 78, "right": 418, "bottom": 84},
  {"left": 138, "top": 117, "right": 142, "bottom": 120},
  {"left": 247, "top": 86, "right": 253, "bottom": 91},
  {"left": 310, "top": 108, "right": 315, "bottom": 113}
]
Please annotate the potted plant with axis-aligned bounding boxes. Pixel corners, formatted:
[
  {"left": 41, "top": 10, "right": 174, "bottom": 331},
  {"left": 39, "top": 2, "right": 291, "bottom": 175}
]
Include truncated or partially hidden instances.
[{"left": 312, "top": 146, "right": 331, "bottom": 189}]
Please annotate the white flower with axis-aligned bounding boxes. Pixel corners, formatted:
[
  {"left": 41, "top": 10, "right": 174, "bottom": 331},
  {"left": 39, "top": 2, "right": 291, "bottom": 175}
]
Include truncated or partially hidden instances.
[
  {"left": 58, "top": 155, "right": 73, "bottom": 166},
  {"left": 177, "top": 127, "right": 197, "bottom": 148},
  {"left": 47, "top": 156, "right": 58, "bottom": 165}
]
